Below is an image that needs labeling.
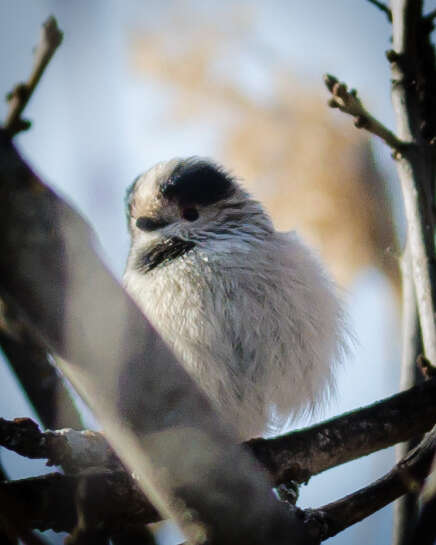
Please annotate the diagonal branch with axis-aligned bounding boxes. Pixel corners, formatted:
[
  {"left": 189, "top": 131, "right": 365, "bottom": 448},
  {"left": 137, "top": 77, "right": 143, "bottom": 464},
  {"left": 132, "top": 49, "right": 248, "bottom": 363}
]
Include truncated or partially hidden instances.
[
  {"left": 1, "top": 20, "right": 312, "bottom": 540},
  {"left": 313, "top": 425, "right": 436, "bottom": 539},
  {"left": 248, "top": 376, "right": 436, "bottom": 485},
  {"left": 0, "top": 16, "right": 81, "bottom": 432},
  {"left": 324, "top": 74, "right": 404, "bottom": 151},
  {"left": 3, "top": 16, "right": 62, "bottom": 137},
  {"left": 0, "top": 134, "right": 312, "bottom": 545},
  {"left": 0, "top": 328, "right": 83, "bottom": 430}
]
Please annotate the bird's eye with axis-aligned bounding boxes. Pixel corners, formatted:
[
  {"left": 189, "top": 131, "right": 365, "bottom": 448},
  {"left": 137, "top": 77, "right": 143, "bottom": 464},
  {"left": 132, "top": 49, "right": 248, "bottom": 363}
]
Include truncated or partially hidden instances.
[{"left": 182, "top": 207, "right": 199, "bottom": 222}]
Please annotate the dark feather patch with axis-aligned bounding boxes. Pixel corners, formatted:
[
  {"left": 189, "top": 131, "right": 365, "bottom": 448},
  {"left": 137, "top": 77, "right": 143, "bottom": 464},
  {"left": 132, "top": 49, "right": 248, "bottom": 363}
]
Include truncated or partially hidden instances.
[
  {"left": 136, "top": 237, "right": 196, "bottom": 273},
  {"left": 161, "top": 160, "right": 235, "bottom": 207},
  {"left": 136, "top": 216, "right": 170, "bottom": 231}
]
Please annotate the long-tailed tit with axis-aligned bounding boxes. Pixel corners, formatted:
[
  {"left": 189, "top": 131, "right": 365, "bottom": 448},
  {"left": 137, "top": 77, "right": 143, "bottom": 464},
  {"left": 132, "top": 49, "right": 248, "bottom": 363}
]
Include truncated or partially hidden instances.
[{"left": 123, "top": 158, "right": 347, "bottom": 439}]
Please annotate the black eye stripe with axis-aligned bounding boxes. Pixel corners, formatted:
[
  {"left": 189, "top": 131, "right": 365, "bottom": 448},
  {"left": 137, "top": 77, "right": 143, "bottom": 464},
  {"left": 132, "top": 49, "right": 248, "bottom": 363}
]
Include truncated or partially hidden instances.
[{"left": 136, "top": 216, "right": 169, "bottom": 231}]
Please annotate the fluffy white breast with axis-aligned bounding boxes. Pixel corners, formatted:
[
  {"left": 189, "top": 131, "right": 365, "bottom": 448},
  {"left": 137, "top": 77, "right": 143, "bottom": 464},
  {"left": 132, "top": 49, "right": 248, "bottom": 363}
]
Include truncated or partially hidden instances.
[{"left": 123, "top": 226, "right": 346, "bottom": 440}]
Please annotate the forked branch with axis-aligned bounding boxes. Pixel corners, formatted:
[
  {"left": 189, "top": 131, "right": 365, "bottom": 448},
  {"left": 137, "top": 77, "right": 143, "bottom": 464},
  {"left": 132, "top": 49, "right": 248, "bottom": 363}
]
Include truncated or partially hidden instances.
[
  {"left": 315, "top": 425, "right": 436, "bottom": 539},
  {"left": 324, "top": 74, "right": 404, "bottom": 151}
]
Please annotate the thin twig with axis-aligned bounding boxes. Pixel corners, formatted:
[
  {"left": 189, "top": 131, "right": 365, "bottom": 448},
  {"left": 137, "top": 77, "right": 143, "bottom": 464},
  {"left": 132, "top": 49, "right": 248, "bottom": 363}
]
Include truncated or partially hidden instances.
[
  {"left": 366, "top": 0, "right": 393, "bottom": 22},
  {"left": 312, "top": 425, "right": 436, "bottom": 539},
  {"left": 324, "top": 74, "right": 404, "bottom": 151},
  {"left": 248, "top": 377, "right": 436, "bottom": 485},
  {"left": 3, "top": 16, "right": 62, "bottom": 137},
  {"left": 425, "top": 8, "right": 436, "bottom": 21}
]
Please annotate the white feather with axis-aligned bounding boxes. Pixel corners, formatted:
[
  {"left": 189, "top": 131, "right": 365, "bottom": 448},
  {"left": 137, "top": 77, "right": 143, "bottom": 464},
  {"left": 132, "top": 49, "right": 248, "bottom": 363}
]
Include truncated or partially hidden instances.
[{"left": 124, "top": 158, "right": 348, "bottom": 439}]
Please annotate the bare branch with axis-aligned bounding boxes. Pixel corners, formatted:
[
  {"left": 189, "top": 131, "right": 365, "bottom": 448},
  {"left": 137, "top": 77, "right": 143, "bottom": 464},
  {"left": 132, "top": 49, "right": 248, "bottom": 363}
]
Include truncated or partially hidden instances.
[
  {"left": 0, "top": 418, "right": 118, "bottom": 473},
  {"left": 248, "top": 377, "right": 436, "bottom": 485},
  {"left": 390, "top": 0, "right": 436, "bottom": 373},
  {"left": 0, "top": 377, "right": 433, "bottom": 539},
  {"left": 315, "top": 425, "right": 436, "bottom": 539},
  {"left": 2, "top": 378, "right": 436, "bottom": 487},
  {"left": 366, "top": 0, "right": 393, "bottom": 22},
  {"left": 324, "top": 74, "right": 404, "bottom": 150},
  {"left": 387, "top": 3, "right": 436, "bottom": 541},
  {"left": 3, "top": 16, "right": 62, "bottom": 137},
  {"left": 424, "top": 8, "right": 436, "bottom": 21},
  {"left": 2, "top": 423, "right": 436, "bottom": 539},
  {"left": 0, "top": 471, "right": 160, "bottom": 534}
]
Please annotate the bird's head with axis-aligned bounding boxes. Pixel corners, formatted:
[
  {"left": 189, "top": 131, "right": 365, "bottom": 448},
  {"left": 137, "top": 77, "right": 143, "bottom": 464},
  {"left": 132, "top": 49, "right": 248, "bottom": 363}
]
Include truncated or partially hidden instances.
[{"left": 125, "top": 157, "right": 273, "bottom": 247}]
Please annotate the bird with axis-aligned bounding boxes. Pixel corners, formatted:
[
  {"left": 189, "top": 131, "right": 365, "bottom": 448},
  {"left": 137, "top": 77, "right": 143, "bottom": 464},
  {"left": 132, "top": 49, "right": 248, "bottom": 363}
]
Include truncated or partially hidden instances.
[{"left": 123, "top": 157, "right": 347, "bottom": 440}]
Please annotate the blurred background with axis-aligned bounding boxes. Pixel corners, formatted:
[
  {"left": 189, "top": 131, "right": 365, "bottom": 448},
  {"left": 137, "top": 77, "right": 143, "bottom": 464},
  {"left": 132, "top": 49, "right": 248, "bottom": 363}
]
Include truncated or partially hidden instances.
[{"left": 2, "top": 1, "right": 435, "bottom": 543}]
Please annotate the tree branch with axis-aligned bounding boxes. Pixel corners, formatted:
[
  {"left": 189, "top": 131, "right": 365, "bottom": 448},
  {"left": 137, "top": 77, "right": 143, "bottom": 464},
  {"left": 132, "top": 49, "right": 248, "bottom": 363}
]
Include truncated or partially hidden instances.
[
  {"left": 3, "top": 16, "right": 62, "bottom": 137},
  {"left": 0, "top": 471, "right": 160, "bottom": 534},
  {"left": 425, "top": 8, "right": 436, "bottom": 21},
  {"left": 0, "top": 328, "right": 83, "bottom": 430},
  {"left": 314, "top": 425, "right": 436, "bottom": 539},
  {"left": 366, "top": 0, "right": 393, "bottom": 22},
  {"left": 0, "top": 378, "right": 435, "bottom": 539},
  {"left": 248, "top": 377, "right": 436, "bottom": 485},
  {"left": 389, "top": 0, "right": 436, "bottom": 366},
  {"left": 324, "top": 3, "right": 436, "bottom": 543},
  {"left": 2, "top": 423, "right": 436, "bottom": 540},
  {"left": 0, "top": 13, "right": 82, "bottom": 431},
  {"left": 2, "top": 378, "right": 436, "bottom": 487},
  {"left": 324, "top": 74, "right": 404, "bottom": 150},
  {"left": 0, "top": 417, "right": 118, "bottom": 473}
]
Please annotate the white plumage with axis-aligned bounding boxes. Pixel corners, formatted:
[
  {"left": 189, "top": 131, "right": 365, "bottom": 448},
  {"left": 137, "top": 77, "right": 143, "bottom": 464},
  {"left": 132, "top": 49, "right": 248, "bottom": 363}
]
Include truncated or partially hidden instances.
[{"left": 123, "top": 158, "right": 347, "bottom": 439}]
